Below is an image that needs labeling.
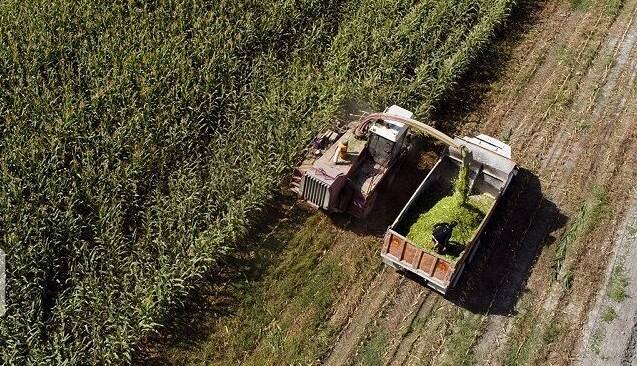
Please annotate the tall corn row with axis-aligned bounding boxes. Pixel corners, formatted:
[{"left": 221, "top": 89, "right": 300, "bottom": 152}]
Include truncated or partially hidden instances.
[{"left": 0, "top": 0, "right": 513, "bottom": 364}]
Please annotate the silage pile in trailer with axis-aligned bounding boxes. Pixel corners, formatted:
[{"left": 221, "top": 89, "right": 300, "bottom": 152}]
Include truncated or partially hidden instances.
[
  {"left": 0, "top": 0, "right": 513, "bottom": 363},
  {"left": 407, "top": 160, "right": 495, "bottom": 259},
  {"left": 406, "top": 192, "right": 494, "bottom": 256}
]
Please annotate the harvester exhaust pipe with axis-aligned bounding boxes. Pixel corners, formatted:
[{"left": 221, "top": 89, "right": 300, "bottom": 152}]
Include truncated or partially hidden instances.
[{"left": 332, "top": 140, "right": 348, "bottom": 163}]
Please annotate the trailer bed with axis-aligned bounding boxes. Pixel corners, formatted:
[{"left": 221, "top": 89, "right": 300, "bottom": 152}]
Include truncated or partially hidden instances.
[{"left": 382, "top": 135, "right": 517, "bottom": 294}]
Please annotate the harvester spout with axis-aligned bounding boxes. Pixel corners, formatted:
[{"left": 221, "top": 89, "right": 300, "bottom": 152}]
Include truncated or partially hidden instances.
[
  {"left": 355, "top": 113, "right": 461, "bottom": 150},
  {"left": 354, "top": 112, "right": 473, "bottom": 169}
]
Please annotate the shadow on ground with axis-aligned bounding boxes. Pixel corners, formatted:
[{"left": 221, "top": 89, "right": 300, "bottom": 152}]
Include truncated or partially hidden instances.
[
  {"left": 331, "top": 153, "right": 566, "bottom": 318},
  {"left": 364, "top": 163, "right": 567, "bottom": 317}
]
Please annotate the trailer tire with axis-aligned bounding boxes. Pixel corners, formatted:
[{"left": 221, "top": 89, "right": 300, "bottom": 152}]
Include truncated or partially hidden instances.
[
  {"left": 382, "top": 257, "right": 399, "bottom": 270},
  {"left": 468, "top": 239, "right": 480, "bottom": 264}
]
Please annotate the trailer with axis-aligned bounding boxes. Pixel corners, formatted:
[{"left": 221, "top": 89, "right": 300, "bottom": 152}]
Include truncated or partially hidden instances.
[{"left": 381, "top": 135, "right": 517, "bottom": 294}]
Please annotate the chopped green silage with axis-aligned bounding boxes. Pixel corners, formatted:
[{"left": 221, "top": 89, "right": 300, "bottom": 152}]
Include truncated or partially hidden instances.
[
  {"left": 406, "top": 156, "right": 495, "bottom": 261},
  {"left": 406, "top": 192, "right": 494, "bottom": 260},
  {"left": 454, "top": 151, "right": 472, "bottom": 204}
]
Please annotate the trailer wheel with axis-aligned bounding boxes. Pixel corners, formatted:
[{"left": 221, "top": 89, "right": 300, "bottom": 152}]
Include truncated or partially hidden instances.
[
  {"left": 468, "top": 239, "right": 480, "bottom": 264},
  {"left": 385, "top": 168, "right": 397, "bottom": 188},
  {"left": 382, "top": 257, "right": 399, "bottom": 270}
]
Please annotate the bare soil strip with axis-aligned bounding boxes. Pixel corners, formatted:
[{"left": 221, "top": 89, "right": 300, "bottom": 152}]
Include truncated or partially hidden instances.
[
  {"left": 463, "top": 0, "right": 637, "bottom": 364},
  {"left": 577, "top": 191, "right": 637, "bottom": 365}
]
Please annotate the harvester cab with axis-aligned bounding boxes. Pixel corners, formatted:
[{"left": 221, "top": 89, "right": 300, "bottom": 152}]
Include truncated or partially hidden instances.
[{"left": 365, "top": 105, "right": 411, "bottom": 167}]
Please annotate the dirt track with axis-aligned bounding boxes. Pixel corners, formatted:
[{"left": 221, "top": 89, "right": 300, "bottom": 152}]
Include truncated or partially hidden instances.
[{"left": 140, "top": 1, "right": 637, "bottom": 364}]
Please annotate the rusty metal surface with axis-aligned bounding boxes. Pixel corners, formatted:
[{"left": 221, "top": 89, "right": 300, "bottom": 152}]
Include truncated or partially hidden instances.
[
  {"left": 308, "top": 130, "right": 366, "bottom": 181},
  {"left": 382, "top": 231, "right": 453, "bottom": 291},
  {"left": 304, "top": 127, "right": 394, "bottom": 215}
]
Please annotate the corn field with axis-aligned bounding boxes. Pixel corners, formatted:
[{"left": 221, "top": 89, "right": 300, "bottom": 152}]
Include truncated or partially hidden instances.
[{"left": 0, "top": 0, "right": 513, "bottom": 364}]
